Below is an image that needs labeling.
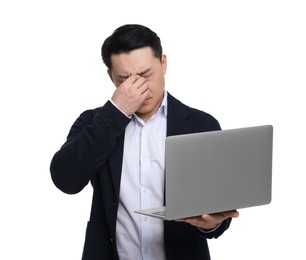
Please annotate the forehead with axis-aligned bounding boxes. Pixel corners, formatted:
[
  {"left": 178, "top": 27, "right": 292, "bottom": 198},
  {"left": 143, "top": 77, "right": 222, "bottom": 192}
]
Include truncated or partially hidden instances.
[{"left": 110, "top": 47, "right": 159, "bottom": 74}]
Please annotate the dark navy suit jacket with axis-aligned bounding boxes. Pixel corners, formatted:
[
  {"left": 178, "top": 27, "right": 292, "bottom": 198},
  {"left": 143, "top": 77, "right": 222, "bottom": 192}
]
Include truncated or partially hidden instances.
[{"left": 50, "top": 93, "right": 232, "bottom": 260}]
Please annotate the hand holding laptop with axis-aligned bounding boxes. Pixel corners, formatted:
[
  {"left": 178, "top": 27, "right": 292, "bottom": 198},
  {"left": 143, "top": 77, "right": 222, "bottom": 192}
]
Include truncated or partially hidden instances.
[{"left": 176, "top": 209, "right": 239, "bottom": 230}]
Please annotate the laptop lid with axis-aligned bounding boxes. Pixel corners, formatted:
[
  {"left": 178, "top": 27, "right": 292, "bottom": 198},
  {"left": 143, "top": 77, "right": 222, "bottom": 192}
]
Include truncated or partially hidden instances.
[{"left": 135, "top": 125, "right": 273, "bottom": 220}]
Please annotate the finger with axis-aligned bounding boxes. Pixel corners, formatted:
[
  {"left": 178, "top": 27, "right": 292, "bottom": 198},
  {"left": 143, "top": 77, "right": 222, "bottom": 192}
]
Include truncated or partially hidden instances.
[
  {"left": 122, "top": 75, "right": 144, "bottom": 86},
  {"left": 201, "top": 214, "right": 225, "bottom": 225},
  {"left": 219, "top": 210, "right": 239, "bottom": 218},
  {"left": 124, "top": 74, "right": 141, "bottom": 85},
  {"left": 138, "top": 82, "right": 150, "bottom": 96},
  {"left": 176, "top": 216, "right": 200, "bottom": 225},
  {"left": 175, "top": 218, "right": 187, "bottom": 222},
  {"left": 202, "top": 210, "right": 239, "bottom": 223},
  {"left": 132, "top": 77, "right": 147, "bottom": 91}
]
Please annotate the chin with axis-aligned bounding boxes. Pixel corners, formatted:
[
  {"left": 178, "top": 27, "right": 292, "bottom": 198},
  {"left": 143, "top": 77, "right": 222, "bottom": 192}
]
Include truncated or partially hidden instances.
[{"left": 137, "top": 106, "right": 150, "bottom": 114}]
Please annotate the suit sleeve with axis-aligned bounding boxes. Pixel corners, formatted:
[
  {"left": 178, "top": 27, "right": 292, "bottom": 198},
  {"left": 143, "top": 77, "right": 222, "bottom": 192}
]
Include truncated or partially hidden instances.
[
  {"left": 196, "top": 217, "right": 232, "bottom": 239},
  {"left": 50, "top": 101, "right": 130, "bottom": 194}
]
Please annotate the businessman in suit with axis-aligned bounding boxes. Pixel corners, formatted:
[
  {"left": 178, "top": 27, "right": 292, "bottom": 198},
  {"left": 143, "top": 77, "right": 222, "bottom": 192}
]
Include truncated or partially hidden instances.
[{"left": 50, "top": 24, "right": 239, "bottom": 260}]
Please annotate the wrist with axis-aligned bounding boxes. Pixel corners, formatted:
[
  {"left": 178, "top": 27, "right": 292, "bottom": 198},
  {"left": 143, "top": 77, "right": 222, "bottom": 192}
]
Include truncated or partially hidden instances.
[{"left": 110, "top": 99, "right": 132, "bottom": 118}]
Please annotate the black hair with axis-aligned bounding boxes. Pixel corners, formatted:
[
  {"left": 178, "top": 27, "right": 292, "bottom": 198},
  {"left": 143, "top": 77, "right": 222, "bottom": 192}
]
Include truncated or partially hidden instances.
[{"left": 101, "top": 24, "right": 163, "bottom": 69}]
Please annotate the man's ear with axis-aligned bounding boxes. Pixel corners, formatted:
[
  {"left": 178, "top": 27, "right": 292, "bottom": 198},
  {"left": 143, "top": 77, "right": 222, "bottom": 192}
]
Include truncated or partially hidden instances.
[
  {"left": 107, "top": 69, "right": 114, "bottom": 82},
  {"left": 161, "top": 54, "right": 167, "bottom": 75}
]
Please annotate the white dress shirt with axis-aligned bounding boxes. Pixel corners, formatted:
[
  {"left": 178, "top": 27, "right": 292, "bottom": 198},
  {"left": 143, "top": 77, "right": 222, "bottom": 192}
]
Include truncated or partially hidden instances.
[{"left": 115, "top": 92, "right": 168, "bottom": 260}]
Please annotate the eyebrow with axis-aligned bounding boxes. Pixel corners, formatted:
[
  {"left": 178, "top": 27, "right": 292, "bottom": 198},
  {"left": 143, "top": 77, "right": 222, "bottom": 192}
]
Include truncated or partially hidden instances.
[{"left": 117, "top": 68, "right": 152, "bottom": 79}]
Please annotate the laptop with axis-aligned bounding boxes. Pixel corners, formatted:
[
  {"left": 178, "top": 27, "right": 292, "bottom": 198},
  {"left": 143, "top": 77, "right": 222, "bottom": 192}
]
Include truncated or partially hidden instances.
[{"left": 135, "top": 125, "right": 273, "bottom": 220}]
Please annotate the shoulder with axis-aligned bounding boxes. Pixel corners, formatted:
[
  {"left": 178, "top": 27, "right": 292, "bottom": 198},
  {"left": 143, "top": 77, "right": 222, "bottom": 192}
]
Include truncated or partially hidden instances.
[
  {"left": 167, "top": 92, "right": 221, "bottom": 131},
  {"left": 185, "top": 104, "right": 221, "bottom": 131}
]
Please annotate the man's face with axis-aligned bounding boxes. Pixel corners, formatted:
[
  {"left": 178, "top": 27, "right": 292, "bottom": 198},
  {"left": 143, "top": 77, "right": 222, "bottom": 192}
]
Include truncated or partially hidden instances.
[{"left": 108, "top": 47, "right": 167, "bottom": 120}]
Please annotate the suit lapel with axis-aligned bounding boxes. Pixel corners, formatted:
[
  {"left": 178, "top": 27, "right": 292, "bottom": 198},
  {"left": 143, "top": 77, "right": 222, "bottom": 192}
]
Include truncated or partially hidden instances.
[
  {"left": 108, "top": 133, "right": 125, "bottom": 201},
  {"left": 167, "top": 93, "right": 193, "bottom": 136}
]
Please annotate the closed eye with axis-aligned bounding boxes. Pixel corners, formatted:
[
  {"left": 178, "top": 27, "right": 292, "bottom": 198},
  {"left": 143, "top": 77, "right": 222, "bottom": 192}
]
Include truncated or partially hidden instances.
[{"left": 138, "top": 68, "right": 152, "bottom": 77}]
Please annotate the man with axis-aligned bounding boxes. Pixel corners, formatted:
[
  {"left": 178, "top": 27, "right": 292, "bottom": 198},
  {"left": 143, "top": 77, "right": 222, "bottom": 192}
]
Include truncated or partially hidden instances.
[{"left": 50, "top": 24, "right": 239, "bottom": 260}]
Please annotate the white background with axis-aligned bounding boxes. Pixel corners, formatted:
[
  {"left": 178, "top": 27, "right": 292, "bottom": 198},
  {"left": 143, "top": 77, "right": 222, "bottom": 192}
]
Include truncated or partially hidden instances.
[{"left": 1, "top": 0, "right": 305, "bottom": 259}]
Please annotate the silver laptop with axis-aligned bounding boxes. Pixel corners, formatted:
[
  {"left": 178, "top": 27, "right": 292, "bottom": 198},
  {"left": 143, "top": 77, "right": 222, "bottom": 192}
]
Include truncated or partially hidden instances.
[{"left": 135, "top": 125, "right": 273, "bottom": 220}]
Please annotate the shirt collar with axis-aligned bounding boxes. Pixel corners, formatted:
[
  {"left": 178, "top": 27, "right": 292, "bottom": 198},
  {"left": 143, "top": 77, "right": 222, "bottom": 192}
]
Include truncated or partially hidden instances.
[
  {"left": 132, "top": 90, "right": 168, "bottom": 125},
  {"left": 159, "top": 89, "right": 168, "bottom": 118}
]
